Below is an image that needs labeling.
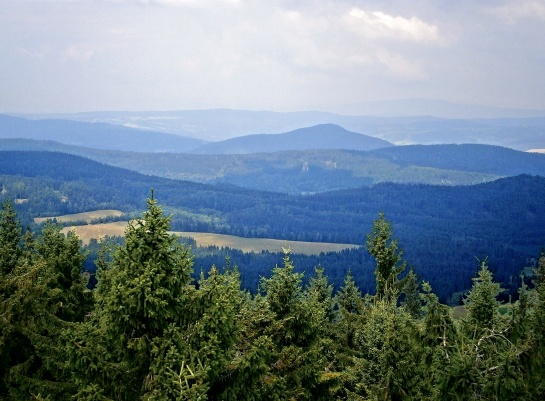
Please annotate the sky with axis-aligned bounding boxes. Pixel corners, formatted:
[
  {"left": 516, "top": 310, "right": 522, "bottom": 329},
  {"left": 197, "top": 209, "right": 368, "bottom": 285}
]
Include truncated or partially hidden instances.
[{"left": 1, "top": 0, "right": 545, "bottom": 114}]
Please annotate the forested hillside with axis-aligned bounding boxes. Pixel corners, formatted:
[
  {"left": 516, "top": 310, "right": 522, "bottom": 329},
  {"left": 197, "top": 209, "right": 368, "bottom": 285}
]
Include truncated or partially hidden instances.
[
  {"left": 1, "top": 150, "right": 544, "bottom": 302},
  {"left": 2, "top": 198, "right": 545, "bottom": 400},
  {"left": 3, "top": 139, "right": 545, "bottom": 194}
]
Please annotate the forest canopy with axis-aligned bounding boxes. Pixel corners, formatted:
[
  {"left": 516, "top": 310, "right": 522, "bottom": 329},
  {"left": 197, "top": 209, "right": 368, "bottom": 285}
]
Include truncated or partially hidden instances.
[{"left": 1, "top": 197, "right": 545, "bottom": 400}]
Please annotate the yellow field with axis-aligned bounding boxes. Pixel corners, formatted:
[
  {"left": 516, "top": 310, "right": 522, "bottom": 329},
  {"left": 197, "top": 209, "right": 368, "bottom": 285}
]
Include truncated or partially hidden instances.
[
  {"left": 34, "top": 210, "right": 124, "bottom": 224},
  {"left": 172, "top": 231, "right": 359, "bottom": 255},
  {"left": 61, "top": 221, "right": 360, "bottom": 255},
  {"left": 61, "top": 221, "right": 128, "bottom": 243}
]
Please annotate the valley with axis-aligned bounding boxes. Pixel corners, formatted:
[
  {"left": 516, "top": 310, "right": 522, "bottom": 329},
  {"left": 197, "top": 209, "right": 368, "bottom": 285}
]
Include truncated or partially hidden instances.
[{"left": 1, "top": 111, "right": 545, "bottom": 304}]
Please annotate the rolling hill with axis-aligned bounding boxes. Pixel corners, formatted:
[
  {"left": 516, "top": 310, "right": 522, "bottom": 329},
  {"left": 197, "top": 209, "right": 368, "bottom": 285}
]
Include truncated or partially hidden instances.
[
  {"left": 193, "top": 123, "right": 393, "bottom": 154},
  {"left": 0, "top": 114, "right": 206, "bottom": 152},
  {"left": 2, "top": 139, "right": 544, "bottom": 194},
  {"left": 28, "top": 109, "right": 545, "bottom": 150}
]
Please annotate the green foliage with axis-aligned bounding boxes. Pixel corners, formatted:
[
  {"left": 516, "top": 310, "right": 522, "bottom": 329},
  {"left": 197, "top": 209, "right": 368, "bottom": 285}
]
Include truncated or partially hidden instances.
[
  {"left": 67, "top": 196, "right": 242, "bottom": 401},
  {"left": 402, "top": 267, "right": 422, "bottom": 319},
  {"left": 366, "top": 212, "right": 407, "bottom": 303},
  {"left": 4, "top": 194, "right": 545, "bottom": 400},
  {"left": 0, "top": 199, "right": 22, "bottom": 277},
  {"left": 235, "top": 250, "right": 335, "bottom": 400},
  {"left": 346, "top": 299, "right": 426, "bottom": 400},
  {"left": 0, "top": 207, "right": 88, "bottom": 400},
  {"left": 307, "top": 265, "right": 335, "bottom": 323},
  {"left": 464, "top": 260, "right": 503, "bottom": 332}
]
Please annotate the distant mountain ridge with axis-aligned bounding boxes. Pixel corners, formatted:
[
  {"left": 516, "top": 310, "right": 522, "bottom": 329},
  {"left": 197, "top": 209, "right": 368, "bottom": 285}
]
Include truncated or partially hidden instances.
[
  {"left": 0, "top": 114, "right": 206, "bottom": 153},
  {"left": 194, "top": 123, "right": 393, "bottom": 154},
  {"left": 27, "top": 108, "right": 545, "bottom": 150}
]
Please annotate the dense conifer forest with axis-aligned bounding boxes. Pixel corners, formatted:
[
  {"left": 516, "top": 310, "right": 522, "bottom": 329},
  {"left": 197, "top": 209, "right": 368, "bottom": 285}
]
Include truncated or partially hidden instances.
[
  {"left": 2, "top": 150, "right": 545, "bottom": 302},
  {"left": 1, "top": 197, "right": 545, "bottom": 400}
]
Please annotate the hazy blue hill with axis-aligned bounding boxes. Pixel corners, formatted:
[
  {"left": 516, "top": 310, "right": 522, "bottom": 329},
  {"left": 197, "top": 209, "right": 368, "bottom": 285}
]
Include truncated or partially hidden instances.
[
  {"left": 193, "top": 123, "right": 393, "bottom": 154},
  {"left": 0, "top": 114, "right": 206, "bottom": 152},
  {"left": 33, "top": 109, "right": 545, "bottom": 150},
  {"left": 0, "top": 138, "right": 92, "bottom": 153}
]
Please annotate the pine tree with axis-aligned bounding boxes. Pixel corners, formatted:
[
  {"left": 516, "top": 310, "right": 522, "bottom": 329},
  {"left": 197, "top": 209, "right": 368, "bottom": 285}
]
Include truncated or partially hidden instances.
[
  {"left": 0, "top": 199, "right": 22, "bottom": 278},
  {"left": 464, "top": 260, "right": 502, "bottom": 332},
  {"left": 306, "top": 265, "right": 335, "bottom": 323},
  {"left": 0, "top": 217, "right": 88, "bottom": 399},
  {"left": 347, "top": 298, "right": 425, "bottom": 400},
  {"left": 418, "top": 282, "right": 458, "bottom": 399},
  {"left": 36, "top": 222, "right": 90, "bottom": 322},
  {"left": 402, "top": 267, "right": 422, "bottom": 319},
  {"left": 234, "top": 250, "right": 334, "bottom": 400},
  {"left": 366, "top": 212, "right": 407, "bottom": 303},
  {"left": 436, "top": 260, "right": 529, "bottom": 400},
  {"left": 334, "top": 270, "right": 363, "bottom": 355},
  {"left": 68, "top": 195, "right": 242, "bottom": 400},
  {"left": 525, "top": 251, "right": 545, "bottom": 398}
]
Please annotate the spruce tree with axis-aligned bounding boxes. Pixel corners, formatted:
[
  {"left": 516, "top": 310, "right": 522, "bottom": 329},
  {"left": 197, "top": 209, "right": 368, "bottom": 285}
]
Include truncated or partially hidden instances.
[
  {"left": 464, "top": 260, "right": 502, "bottom": 332},
  {"left": 230, "top": 250, "right": 334, "bottom": 400},
  {"left": 68, "top": 195, "right": 241, "bottom": 400},
  {"left": 0, "top": 217, "right": 88, "bottom": 399},
  {"left": 436, "top": 260, "right": 529, "bottom": 400},
  {"left": 0, "top": 199, "right": 22, "bottom": 278},
  {"left": 334, "top": 270, "right": 363, "bottom": 355},
  {"left": 366, "top": 212, "right": 407, "bottom": 303},
  {"left": 402, "top": 267, "right": 422, "bottom": 319},
  {"left": 347, "top": 298, "right": 424, "bottom": 400}
]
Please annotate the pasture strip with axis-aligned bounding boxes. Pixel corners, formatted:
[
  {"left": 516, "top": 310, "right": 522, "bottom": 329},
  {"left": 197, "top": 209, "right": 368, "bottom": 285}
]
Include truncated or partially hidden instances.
[
  {"left": 62, "top": 222, "right": 360, "bottom": 255},
  {"left": 35, "top": 209, "right": 124, "bottom": 224}
]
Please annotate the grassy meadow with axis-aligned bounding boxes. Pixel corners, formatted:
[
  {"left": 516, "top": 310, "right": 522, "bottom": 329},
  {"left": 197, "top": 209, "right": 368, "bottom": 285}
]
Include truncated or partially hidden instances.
[
  {"left": 42, "top": 210, "right": 359, "bottom": 255},
  {"left": 34, "top": 209, "right": 124, "bottom": 224}
]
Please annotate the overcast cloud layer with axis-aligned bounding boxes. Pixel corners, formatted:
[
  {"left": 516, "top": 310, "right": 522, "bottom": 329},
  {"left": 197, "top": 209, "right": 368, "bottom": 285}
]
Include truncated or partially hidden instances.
[{"left": 1, "top": 0, "right": 545, "bottom": 114}]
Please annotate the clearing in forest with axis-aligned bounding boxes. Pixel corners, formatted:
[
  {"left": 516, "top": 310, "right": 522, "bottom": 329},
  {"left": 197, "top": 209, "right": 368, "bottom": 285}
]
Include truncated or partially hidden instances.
[{"left": 59, "top": 221, "right": 359, "bottom": 255}]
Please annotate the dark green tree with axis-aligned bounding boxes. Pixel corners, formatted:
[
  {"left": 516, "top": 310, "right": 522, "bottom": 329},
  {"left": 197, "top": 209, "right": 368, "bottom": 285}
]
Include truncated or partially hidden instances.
[
  {"left": 231, "top": 250, "right": 334, "bottom": 400},
  {"left": 436, "top": 261, "right": 529, "bottom": 401},
  {"left": 68, "top": 195, "right": 241, "bottom": 400},
  {"left": 335, "top": 270, "right": 362, "bottom": 315},
  {"left": 306, "top": 265, "right": 335, "bottom": 323},
  {"left": 463, "top": 260, "right": 502, "bottom": 332},
  {"left": 0, "top": 199, "right": 22, "bottom": 278},
  {"left": 366, "top": 212, "right": 407, "bottom": 303},
  {"left": 347, "top": 299, "right": 425, "bottom": 400},
  {"left": 402, "top": 267, "right": 422, "bottom": 319},
  {"left": 0, "top": 219, "right": 88, "bottom": 400}
]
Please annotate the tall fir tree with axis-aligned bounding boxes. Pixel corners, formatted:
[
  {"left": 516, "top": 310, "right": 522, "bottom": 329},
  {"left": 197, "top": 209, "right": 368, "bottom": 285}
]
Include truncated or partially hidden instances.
[
  {"left": 0, "top": 199, "right": 22, "bottom": 278},
  {"left": 463, "top": 260, "right": 502, "bottom": 332},
  {"left": 366, "top": 212, "right": 407, "bottom": 303},
  {"left": 0, "top": 216, "right": 88, "bottom": 399},
  {"left": 229, "top": 250, "right": 335, "bottom": 400},
  {"left": 67, "top": 195, "right": 241, "bottom": 400}
]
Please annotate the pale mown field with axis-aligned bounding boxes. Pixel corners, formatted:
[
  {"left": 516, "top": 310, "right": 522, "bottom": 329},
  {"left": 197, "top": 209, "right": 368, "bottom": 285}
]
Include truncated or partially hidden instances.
[
  {"left": 34, "top": 210, "right": 124, "bottom": 224},
  {"left": 56, "top": 221, "right": 358, "bottom": 256}
]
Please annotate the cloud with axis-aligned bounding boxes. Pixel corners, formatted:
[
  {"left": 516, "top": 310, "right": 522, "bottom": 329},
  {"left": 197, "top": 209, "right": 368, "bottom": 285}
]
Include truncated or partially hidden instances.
[
  {"left": 375, "top": 49, "right": 426, "bottom": 79},
  {"left": 63, "top": 45, "right": 96, "bottom": 62},
  {"left": 103, "top": 0, "right": 240, "bottom": 6},
  {"left": 489, "top": 0, "right": 545, "bottom": 23},
  {"left": 2, "top": 0, "right": 545, "bottom": 113},
  {"left": 348, "top": 8, "right": 440, "bottom": 43}
]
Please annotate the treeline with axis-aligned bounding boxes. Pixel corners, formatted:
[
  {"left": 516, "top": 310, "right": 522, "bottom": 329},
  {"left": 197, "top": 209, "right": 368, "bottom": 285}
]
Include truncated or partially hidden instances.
[{"left": 2, "top": 198, "right": 545, "bottom": 400}]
